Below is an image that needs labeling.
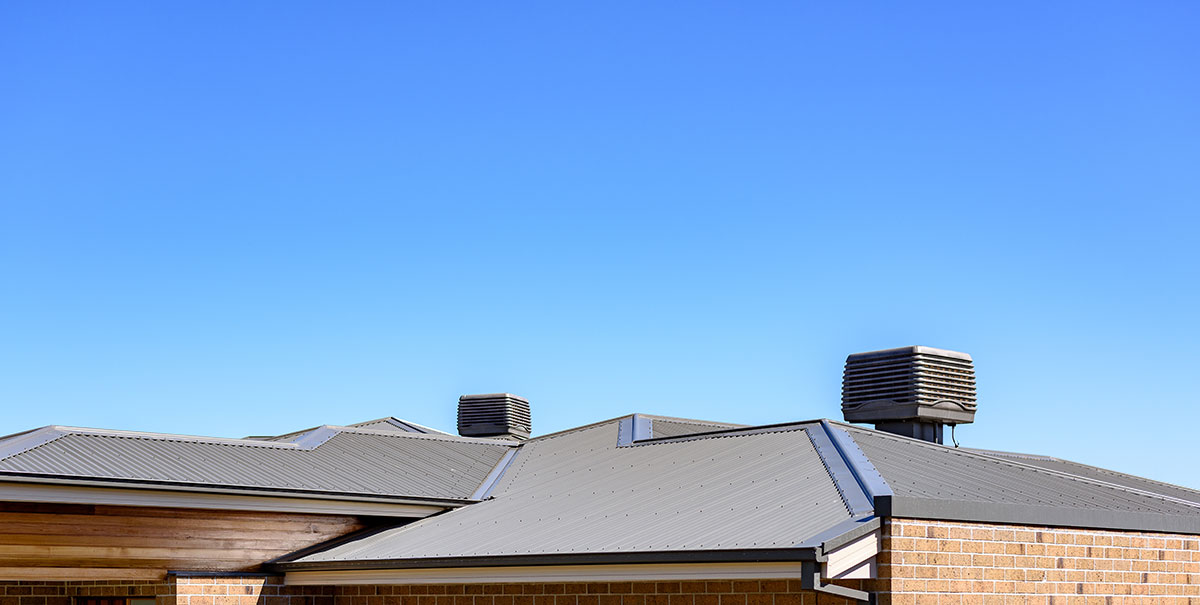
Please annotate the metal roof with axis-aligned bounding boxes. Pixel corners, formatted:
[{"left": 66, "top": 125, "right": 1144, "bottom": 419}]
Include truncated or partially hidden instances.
[
  {"left": 642, "top": 416, "right": 745, "bottom": 439},
  {"left": 281, "top": 418, "right": 862, "bottom": 568},
  {"left": 278, "top": 415, "right": 1200, "bottom": 571},
  {"left": 346, "top": 417, "right": 449, "bottom": 435},
  {"left": 7, "top": 404, "right": 1200, "bottom": 573},
  {"left": 0, "top": 424, "right": 511, "bottom": 501},
  {"left": 843, "top": 423, "right": 1200, "bottom": 533},
  {"left": 965, "top": 448, "right": 1200, "bottom": 506}
]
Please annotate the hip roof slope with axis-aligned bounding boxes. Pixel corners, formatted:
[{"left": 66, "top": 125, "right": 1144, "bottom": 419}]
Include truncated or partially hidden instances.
[{"left": 289, "top": 418, "right": 854, "bottom": 564}]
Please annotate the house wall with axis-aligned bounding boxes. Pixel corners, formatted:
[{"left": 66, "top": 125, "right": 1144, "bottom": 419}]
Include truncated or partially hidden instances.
[
  {"left": 0, "top": 579, "right": 173, "bottom": 605},
  {"left": 0, "top": 503, "right": 372, "bottom": 580},
  {"left": 0, "top": 578, "right": 864, "bottom": 605},
  {"left": 879, "top": 517, "right": 1200, "bottom": 604},
  {"left": 0, "top": 576, "right": 331, "bottom": 605},
  {"left": 5, "top": 516, "right": 1200, "bottom": 605},
  {"left": 326, "top": 578, "right": 864, "bottom": 605}
]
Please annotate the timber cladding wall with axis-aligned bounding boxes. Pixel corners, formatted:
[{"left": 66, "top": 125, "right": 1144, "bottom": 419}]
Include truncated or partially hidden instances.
[
  {"left": 0, "top": 503, "right": 372, "bottom": 580},
  {"left": 878, "top": 518, "right": 1200, "bottom": 604}
]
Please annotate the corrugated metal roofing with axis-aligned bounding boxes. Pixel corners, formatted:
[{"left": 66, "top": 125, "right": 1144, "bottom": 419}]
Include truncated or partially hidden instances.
[
  {"left": 292, "top": 419, "right": 854, "bottom": 563},
  {"left": 965, "top": 448, "right": 1200, "bottom": 506},
  {"left": 0, "top": 426, "right": 511, "bottom": 500},
  {"left": 845, "top": 424, "right": 1200, "bottom": 518},
  {"left": 646, "top": 416, "right": 745, "bottom": 439},
  {"left": 347, "top": 417, "right": 448, "bottom": 435}
]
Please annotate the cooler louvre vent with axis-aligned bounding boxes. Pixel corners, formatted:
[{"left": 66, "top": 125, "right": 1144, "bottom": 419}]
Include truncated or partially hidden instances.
[
  {"left": 841, "top": 346, "right": 977, "bottom": 427},
  {"left": 458, "top": 393, "right": 531, "bottom": 440}
]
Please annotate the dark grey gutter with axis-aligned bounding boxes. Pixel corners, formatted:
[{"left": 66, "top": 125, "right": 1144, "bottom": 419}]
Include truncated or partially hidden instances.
[
  {"left": 0, "top": 472, "right": 473, "bottom": 508},
  {"left": 270, "top": 547, "right": 822, "bottom": 572},
  {"left": 875, "top": 495, "right": 1200, "bottom": 535}
]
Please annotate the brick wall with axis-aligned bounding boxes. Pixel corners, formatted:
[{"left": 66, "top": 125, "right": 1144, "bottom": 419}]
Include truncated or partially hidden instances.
[
  {"left": 173, "top": 576, "right": 330, "bottom": 605},
  {"left": 879, "top": 518, "right": 1200, "bottom": 604},
  {"left": 0, "top": 576, "right": 330, "bottom": 605},
  {"left": 0, "top": 579, "right": 861, "bottom": 605},
  {"left": 330, "top": 579, "right": 862, "bottom": 605},
  {"left": 7, "top": 523, "right": 1200, "bottom": 605},
  {"left": 0, "top": 580, "right": 172, "bottom": 605}
]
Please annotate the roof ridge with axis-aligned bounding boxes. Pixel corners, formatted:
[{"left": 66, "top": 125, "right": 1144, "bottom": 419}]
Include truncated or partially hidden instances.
[
  {"left": 0, "top": 424, "right": 513, "bottom": 463},
  {"left": 619, "top": 422, "right": 816, "bottom": 446},
  {"left": 346, "top": 417, "right": 451, "bottom": 435},
  {"left": 334, "top": 426, "right": 516, "bottom": 446},
  {"left": 522, "top": 415, "right": 630, "bottom": 442},
  {"left": 626, "top": 419, "right": 826, "bottom": 446},
  {"left": 0, "top": 426, "right": 68, "bottom": 462},
  {"left": 16, "top": 426, "right": 302, "bottom": 449},
  {"left": 841, "top": 424, "right": 1200, "bottom": 511},
  {"left": 638, "top": 414, "right": 747, "bottom": 428}
]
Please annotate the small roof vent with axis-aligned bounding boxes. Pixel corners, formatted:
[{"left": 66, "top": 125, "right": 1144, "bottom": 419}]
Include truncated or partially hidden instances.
[
  {"left": 841, "top": 346, "right": 976, "bottom": 444},
  {"left": 458, "top": 393, "right": 531, "bottom": 441}
]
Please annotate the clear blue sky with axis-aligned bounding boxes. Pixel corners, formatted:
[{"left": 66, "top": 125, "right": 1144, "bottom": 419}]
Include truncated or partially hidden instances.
[{"left": 2, "top": 3, "right": 1198, "bottom": 486}]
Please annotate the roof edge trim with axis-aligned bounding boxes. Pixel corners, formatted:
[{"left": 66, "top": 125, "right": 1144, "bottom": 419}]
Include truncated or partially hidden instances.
[
  {"left": 283, "top": 561, "right": 811, "bottom": 586},
  {"left": 271, "top": 547, "right": 821, "bottom": 572}
]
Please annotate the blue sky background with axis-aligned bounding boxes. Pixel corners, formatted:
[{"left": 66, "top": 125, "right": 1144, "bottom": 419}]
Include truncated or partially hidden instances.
[{"left": 2, "top": 3, "right": 1198, "bottom": 486}]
